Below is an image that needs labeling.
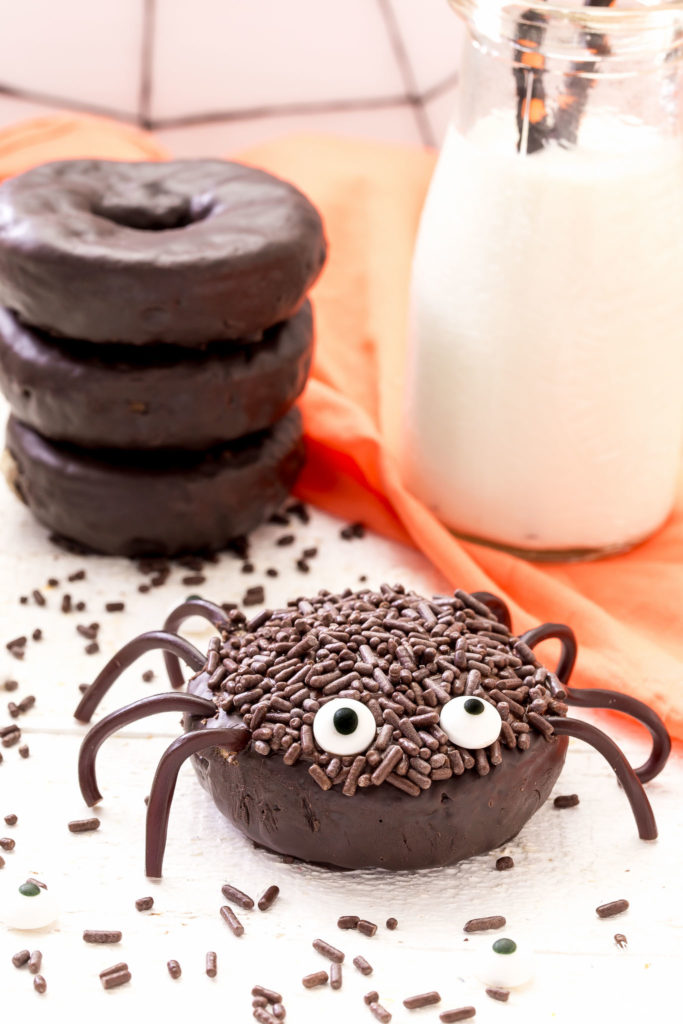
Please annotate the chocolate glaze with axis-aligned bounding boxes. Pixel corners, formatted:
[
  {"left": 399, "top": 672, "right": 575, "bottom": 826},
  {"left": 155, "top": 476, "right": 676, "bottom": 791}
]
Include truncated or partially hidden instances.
[
  {"left": 5, "top": 407, "right": 304, "bottom": 557},
  {"left": 185, "top": 698, "right": 567, "bottom": 873},
  {"left": 0, "top": 302, "right": 313, "bottom": 449},
  {"left": 0, "top": 160, "right": 327, "bottom": 344}
]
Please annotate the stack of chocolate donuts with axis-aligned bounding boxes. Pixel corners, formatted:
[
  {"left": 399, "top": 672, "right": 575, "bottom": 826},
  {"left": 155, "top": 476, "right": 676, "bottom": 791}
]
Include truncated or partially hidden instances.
[{"left": 0, "top": 159, "right": 326, "bottom": 556}]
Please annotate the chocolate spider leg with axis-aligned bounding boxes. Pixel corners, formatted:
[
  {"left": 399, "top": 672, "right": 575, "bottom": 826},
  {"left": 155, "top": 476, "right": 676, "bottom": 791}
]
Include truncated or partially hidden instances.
[
  {"left": 470, "top": 591, "right": 512, "bottom": 629},
  {"left": 560, "top": 688, "right": 670, "bottom": 785},
  {"left": 78, "top": 692, "right": 217, "bottom": 806},
  {"left": 546, "top": 716, "right": 658, "bottom": 840},
  {"left": 74, "top": 631, "right": 206, "bottom": 724},
  {"left": 523, "top": 625, "right": 670, "bottom": 783},
  {"left": 146, "top": 725, "right": 251, "bottom": 878},
  {"left": 519, "top": 622, "right": 577, "bottom": 689},
  {"left": 162, "top": 599, "right": 230, "bottom": 690}
]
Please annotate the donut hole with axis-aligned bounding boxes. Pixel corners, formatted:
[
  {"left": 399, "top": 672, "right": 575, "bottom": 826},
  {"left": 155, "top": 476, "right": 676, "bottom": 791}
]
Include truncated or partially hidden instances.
[{"left": 93, "top": 191, "right": 215, "bottom": 232}]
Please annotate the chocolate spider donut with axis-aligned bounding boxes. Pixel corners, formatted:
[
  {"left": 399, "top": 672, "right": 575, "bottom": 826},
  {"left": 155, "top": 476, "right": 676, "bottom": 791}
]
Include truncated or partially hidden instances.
[
  {"left": 75, "top": 586, "right": 669, "bottom": 876},
  {"left": 4, "top": 408, "right": 304, "bottom": 557},
  {"left": 0, "top": 159, "right": 327, "bottom": 345},
  {"left": 0, "top": 302, "right": 313, "bottom": 450}
]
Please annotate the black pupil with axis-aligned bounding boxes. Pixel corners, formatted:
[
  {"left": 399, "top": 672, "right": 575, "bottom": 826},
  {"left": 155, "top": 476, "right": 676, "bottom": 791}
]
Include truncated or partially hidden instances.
[
  {"left": 464, "top": 698, "right": 485, "bottom": 716},
  {"left": 333, "top": 707, "right": 359, "bottom": 735}
]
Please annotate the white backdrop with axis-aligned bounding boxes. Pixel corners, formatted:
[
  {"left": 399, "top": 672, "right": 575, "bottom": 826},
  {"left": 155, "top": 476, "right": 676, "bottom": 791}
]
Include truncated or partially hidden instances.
[{"left": 0, "top": 0, "right": 463, "bottom": 154}]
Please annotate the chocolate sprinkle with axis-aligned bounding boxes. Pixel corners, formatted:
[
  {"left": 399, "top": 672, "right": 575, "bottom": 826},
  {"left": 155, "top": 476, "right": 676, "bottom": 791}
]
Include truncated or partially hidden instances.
[
  {"left": 221, "top": 883, "right": 254, "bottom": 910},
  {"left": 464, "top": 916, "right": 506, "bottom": 932},
  {"left": 220, "top": 904, "right": 244, "bottom": 936},
  {"left": 353, "top": 955, "right": 373, "bottom": 976},
  {"left": 135, "top": 896, "right": 154, "bottom": 911},
  {"left": 68, "top": 817, "right": 100, "bottom": 833},
  {"left": 358, "top": 920, "right": 378, "bottom": 937},
  {"left": 338, "top": 915, "right": 360, "bottom": 930},
  {"left": 554, "top": 793, "right": 580, "bottom": 808},
  {"left": 404, "top": 992, "right": 441, "bottom": 1009},
  {"left": 369, "top": 1003, "right": 392, "bottom": 1022},
  {"left": 302, "top": 970, "right": 328, "bottom": 988},
  {"left": 33, "top": 975, "right": 47, "bottom": 994},
  {"left": 12, "top": 949, "right": 30, "bottom": 968},
  {"left": 313, "top": 938, "right": 345, "bottom": 963},
  {"left": 614, "top": 933, "right": 628, "bottom": 948},
  {"left": 330, "top": 962, "right": 343, "bottom": 989},
  {"left": 485, "top": 988, "right": 509, "bottom": 1002},
  {"left": 495, "top": 856, "right": 514, "bottom": 871},
  {"left": 206, "top": 951, "right": 218, "bottom": 976},
  {"left": 440, "top": 1010, "right": 476, "bottom": 1023},
  {"left": 596, "top": 899, "right": 629, "bottom": 919},
  {"left": 258, "top": 885, "right": 280, "bottom": 911},
  {"left": 167, "top": 960, "right": 181, "bottom": 979},
  {"left": 4, "top": 813, "right": 17, "bottom": 826},
  {"left": 83, "top": 930, "right": 122, "bottom": 944},
  {"left": 385, "top": 917, "right": 398, "bottom": 930}
]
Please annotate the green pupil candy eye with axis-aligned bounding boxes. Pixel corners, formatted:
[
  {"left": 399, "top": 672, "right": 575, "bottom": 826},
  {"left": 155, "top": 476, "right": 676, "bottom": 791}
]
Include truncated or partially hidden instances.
[
  {"left": 493, "top": 937, "right": 517, "bottom": 955},
  {"left": 18, "top": 882, "right": 41, "bottom": 898},
  {"left": 464, "top": 698, "right": 485, "bottom": 716},
  {"left": 333, "top": 707, "right": 358, "bottom": 735}
]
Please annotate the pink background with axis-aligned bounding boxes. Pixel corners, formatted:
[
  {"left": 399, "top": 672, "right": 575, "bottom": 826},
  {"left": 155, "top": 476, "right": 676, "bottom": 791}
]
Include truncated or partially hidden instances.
[{"left": 0, "top": 0, "right": 463, "bottom": 154}]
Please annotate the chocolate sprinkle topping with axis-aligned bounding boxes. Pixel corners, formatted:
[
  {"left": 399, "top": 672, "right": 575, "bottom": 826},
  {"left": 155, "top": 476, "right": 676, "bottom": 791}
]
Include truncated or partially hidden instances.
[{"left": 202, "top": 585, "right": 565, "bottom": 796}]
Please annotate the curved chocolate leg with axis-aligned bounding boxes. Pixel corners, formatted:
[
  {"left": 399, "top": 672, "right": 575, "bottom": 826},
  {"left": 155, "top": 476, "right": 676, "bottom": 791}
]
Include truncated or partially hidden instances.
[
  {"left": 74, "top": 631, "right": 206, "bottom": 724},
  {"left": 162, "top": 599, "right": 230, "bottom": 690},
  {"left": 547, "top": 716, "right": 657, "bottom": 840},
  {"left": 561, "top": 688, "right": 670, "bottom": 785},
  {"left": 471, "top": 591, "right": 512, "bottom": 630},
  {"left": 146, "top": 726, "right": 251, "bottom": 878},
  {"left": 519, "top": 622, "right": 577, "bottom": 689},
  {"left": 78, "top": 692, "right": 217, "bottom": 806}
]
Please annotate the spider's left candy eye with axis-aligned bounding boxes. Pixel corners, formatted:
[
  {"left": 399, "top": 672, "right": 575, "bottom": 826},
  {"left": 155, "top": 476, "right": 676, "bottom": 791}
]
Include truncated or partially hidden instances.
[
  {"left": 3, "top": 880, "right": 59, "bottom": 930},
  {"left": 312, "top": 698, "right": 377, "bottom": 755},
  {"left": 439, "top": 695, "right": 502, "bottom": 749}
]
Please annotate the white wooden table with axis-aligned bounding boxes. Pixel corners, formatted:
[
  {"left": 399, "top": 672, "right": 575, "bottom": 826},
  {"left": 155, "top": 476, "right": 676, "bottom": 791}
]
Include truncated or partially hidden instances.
[{"left": 0, "top": 404, "right": 681, "bottom": 1024}]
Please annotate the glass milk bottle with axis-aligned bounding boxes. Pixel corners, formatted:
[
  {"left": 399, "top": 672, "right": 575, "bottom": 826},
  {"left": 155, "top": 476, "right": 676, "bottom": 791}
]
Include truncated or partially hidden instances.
[{"left": 401, "top": 0, "right": 683, "bottom": 560}]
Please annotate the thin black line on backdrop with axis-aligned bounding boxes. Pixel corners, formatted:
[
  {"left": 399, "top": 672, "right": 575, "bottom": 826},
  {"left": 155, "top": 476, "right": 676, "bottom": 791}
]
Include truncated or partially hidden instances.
[
  {"left": 0, "top": 74, "right": 459, "bottom": 134},
  {"left": 376, "top": 0, "right": 435, "bottom": 148},
  {"left": 138, "top": 0, "right": 156, "bottom": 128}
]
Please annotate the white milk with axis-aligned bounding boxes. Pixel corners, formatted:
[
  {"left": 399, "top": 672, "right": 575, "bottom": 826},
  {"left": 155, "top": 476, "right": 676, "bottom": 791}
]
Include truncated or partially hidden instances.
[{"left": 401, "top": 114, "right": 683, "bottom": 556}]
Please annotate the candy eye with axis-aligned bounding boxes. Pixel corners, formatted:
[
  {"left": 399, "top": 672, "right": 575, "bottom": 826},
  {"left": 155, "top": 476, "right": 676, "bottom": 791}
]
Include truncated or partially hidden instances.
[
  {"left": 478, "top": 936, "right": 534, "bottom": 988},
  {"left": 3, "top": 880, "right": 58, "bottom": 930},
  {"left": 312, "top": 698, "right": 377, "bottom": 755},
  {"left": 439, "top": 696, "right": 502, "bottom": 749}
]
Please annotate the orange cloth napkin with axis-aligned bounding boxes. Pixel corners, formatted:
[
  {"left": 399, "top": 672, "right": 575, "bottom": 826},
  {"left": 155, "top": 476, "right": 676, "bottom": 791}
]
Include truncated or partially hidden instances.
[{"left": 1, "top": 115, "right": 681, "bottom": 742}]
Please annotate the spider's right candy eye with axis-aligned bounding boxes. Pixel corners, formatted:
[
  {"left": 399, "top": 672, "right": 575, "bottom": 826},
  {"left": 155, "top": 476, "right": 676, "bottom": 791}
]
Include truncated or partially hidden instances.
[
  {"left": 312, "top": 698, "right": 377, "bottom": 756},
  {"left": 439, "top": 695, "right": 502, "bottom": 749}
]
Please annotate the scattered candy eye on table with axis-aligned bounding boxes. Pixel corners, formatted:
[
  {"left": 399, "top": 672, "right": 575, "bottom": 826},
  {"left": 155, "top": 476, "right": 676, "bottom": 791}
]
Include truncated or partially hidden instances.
[{"left": 2, "top": 880, "right": 58, "bottom": 930}]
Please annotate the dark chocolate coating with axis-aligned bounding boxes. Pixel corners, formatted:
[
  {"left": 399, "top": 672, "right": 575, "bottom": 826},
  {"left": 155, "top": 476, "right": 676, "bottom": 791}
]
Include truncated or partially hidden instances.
[
  {"left": 0, "top": 303, "right": 313, "bottom": 449},
  {"left": 0, "top": 160, "right": 327, "bottom": 344},
  {"left": 187, "top": 674, "right": 566, "bottom": 871},
  {"left": 4, "top": 408, "right": 304, "bottom": 557}
]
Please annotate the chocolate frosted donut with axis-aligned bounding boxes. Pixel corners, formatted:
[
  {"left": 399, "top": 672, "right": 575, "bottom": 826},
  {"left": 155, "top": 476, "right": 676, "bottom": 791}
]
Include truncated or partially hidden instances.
[
  {"left": 0, "top": 303, "right": 313, "bottom": 450},
  {"left": 188, "top": 700, "right": 567, "bottom": 871},
  {"left": 0, "top": 160, "right": 327, "bottom": 345},
  {"left": 4, "top": 409, "right": 304, "bottom": 556},
  {"left": 76, "top": 585, "right": 666, "bottom": 877}
]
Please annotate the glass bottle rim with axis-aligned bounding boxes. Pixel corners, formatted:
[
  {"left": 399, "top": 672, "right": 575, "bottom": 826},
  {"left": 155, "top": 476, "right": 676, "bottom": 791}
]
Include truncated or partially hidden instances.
[{"left": 448, "top": 0, "right": 683, "bottom": 24}]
